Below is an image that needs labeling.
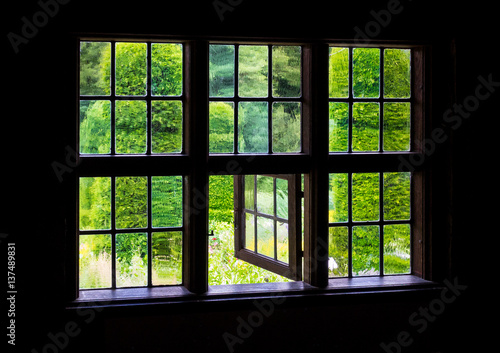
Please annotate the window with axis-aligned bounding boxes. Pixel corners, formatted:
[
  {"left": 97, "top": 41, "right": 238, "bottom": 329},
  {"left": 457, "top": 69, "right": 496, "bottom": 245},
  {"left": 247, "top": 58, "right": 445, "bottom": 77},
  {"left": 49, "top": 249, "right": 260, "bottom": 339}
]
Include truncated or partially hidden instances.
[
  {"left": 327, "top": 47, "right": 417, "bottom": 278},
  {"left": 78, "top": 41, "right": 185, "bottom": 290},
  {"left": 74, "top": 38, "right": 427, "bottom": 300}
]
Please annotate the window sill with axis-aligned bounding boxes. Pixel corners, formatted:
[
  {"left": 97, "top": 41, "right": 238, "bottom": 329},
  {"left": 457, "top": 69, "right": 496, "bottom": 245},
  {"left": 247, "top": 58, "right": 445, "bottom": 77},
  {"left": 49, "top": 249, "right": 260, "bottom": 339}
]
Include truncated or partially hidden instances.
[{"left": 68, "top": 275, "right": 440, "bottom": 310}]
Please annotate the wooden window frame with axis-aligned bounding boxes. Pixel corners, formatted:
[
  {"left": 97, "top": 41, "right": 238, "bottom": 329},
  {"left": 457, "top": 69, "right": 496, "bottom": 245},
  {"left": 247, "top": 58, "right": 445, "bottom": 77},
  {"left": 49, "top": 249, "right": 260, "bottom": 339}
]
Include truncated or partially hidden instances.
[{"left": 68, "top": 36, "right": 432, "bottom": 304}]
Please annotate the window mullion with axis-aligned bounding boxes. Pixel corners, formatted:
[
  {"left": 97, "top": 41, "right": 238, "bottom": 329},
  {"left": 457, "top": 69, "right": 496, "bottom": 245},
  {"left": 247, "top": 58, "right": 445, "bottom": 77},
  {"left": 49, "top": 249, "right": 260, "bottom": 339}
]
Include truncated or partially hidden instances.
[
  {"left": 303, "top": 43, "right": 329, "bottom": 288},
  {"left": 183, "top": 40, "right": 209, "bottom": 294}
]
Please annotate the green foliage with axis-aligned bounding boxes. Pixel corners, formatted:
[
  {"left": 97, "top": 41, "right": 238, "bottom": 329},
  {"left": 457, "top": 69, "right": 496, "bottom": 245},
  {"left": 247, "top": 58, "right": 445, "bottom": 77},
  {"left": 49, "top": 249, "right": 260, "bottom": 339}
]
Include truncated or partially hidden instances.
[
  {"left": 209, "top": 102, "right": 234, "bottom": 153},
  {"left": 114, "top": 42, "right": 147, "bottom": 96},
  {"left": 151, "top": 43, "right": 182, "bottom": 96},
  {"left": 151, "top": 101, "right": 182, "bottom": 153},
  {"left": 209, "top": 175, "right": 234, "bottom": 224}
]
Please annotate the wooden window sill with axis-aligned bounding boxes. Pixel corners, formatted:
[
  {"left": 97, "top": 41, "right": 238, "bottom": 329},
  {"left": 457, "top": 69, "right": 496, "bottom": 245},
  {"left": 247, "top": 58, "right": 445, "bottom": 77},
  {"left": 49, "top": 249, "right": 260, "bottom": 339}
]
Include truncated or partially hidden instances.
[{"left": 68, "top": 275, "right": 440, "bottom": 310}]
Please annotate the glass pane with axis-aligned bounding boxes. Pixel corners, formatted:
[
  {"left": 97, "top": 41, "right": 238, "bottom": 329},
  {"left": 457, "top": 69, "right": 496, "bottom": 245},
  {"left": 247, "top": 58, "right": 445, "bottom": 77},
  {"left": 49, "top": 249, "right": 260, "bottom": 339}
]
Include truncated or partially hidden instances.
[
  {"left": 352, "top": 173, "right": 379, "bottom": 222},
  {"left": 152, "top": 101, "right": 182, "bottom": 153},
  {"left": 238, "top": 102, "right": 268, "bottom": 153},
  {"left": 151, "top": 43, "right": 183, "bottom": 96},
  {"left": 352, "top": 226, "right": 380, "bottom": 276},
  {"left": 152, "top": 231, "right": 183, "bottom": 285},
  {"left": 272, "top": 46, "right": 301, "bottom": 98},
  {"left": 384, "top": 49, "right": 411, "bottom": 98},
  {"left": 276, "top": 178, "right": 288, "bottom": 219},
  {"left": 115, "top": 100, "right": 147, "bottom": 154},
  {"left": 352, "top": 102, "right": 379, "bottom": 152},
  {"left": 245, "top": 213, "right": 255, "bottom": 251},
  {"left": 244, "top": 175, "right": 255, "bottom": 210},
  {"left": 239, "top": 45, "right": 268, "bottom": 97},
  {"left": 80, "top": 41, "right": 110, "bottom": 96},
  {"left": 79, "top": 234, "right": 112, "bottom": 289},
  {"left": 79, "top": 177, "right": 111, "bottom": 230},
  {"left": 384, "top": 224, "right": 411, "bottom": 274},
  {"left": 329, "top": 102, "right": 349, "bottom": 152},
  {"left": 115, "top": 177, "right": 148, "bottom": 229},
  {"left": 383, "top": 103, "right": 411, "bottom": 151},
  {"left": 257, "top": 216, "right": 274, "bottom": 259},
  {"left": 152, "top": 176, "right": 183, "bottom": 228},
  {"left": 329, "top": 47, "right": 349, "bottom": 98},
  {"left": 80, "top": 100, "right": 111, "bottom": 154},
  {"left": 209, "top": 102, "right": 234, "bottom": 153},
  {"left": 116, "top": 233, "right": 148, "bottom": 287},
  {"left": 384, "top": 172, "right": 411, "bottom": 221},
  {"left": 256, "top": 175, "right": 274, "bottom": 215},
  {"left": 208, "top": 175, "right": 234, "bottom": 224},
  {"left": 210, "top": 44, "right": 235, "bottom": 97},
  {"left": 115, "top": 42, "right": 147, "bottom": 96},
  {"left": 272, "top": 102, "right": 301, "bottom": 153},
  {"left": 328, "top": 227, "right": 348, "bottom": 277},
  {"left": 329, "top": 173, "right": 348, "bottom": 223},
  {"left": 353, "top": 48, "right": 380, "bottom": 98},
  {"left": 277, "top": 221, "right": 289, "bottom": 263}
]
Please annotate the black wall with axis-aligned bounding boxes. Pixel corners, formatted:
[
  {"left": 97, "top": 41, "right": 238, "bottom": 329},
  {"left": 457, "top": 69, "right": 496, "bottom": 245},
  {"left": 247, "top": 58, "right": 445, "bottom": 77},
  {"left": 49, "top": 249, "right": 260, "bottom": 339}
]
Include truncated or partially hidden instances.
[{"left": 3, "top": 1, "right": 496, "bottom": 352}]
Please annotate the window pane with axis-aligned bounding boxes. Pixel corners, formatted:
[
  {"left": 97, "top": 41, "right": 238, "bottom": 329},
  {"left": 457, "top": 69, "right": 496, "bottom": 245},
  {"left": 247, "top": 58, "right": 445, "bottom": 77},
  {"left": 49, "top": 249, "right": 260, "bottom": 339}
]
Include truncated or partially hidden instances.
[
  {"left": 277, "top": 221, "right": 289, "bottom": 263},
  {"left": 239, "top": 45, "right": 268, "bottom": 97},
  {"left": 209, "top": 102, "right": 234, "bottom": 153},
  {"left": 352, "top": 173, "right": 379, "bottom": 222},
  {"left": 329, "top": 47, "right": 349, "bottom": 98},
  {"left": 272, "top": 102, "right": 301, "bottom": 153},
  {"left": 238, "top": 102, "right": 268, "bottom": 153},
  {"left": 384, "top": 49, "right": 411, "bottom": 98},
  {"left": 276, "top": 178, "right": 288, "bottom": 219},
  {"left": 115, "top": 42, "right": 147, "bottom": 96},
  {"left": 152, "top": 101, "right": 182, "bottom": 153},
  {"left": 329, "top": 173, "right": 348, "bottom": 223},
  {"left": 257, "top": 216, "right": 274, "bottom": 259},
  {"left": 79, "top": 177, "right": 111, "bottom": 230},
  {"left": 352, "top": 226, "right": 380, "bottom": 276},
  {"left": 352, "top": 102, "right": 379, "bottom": 152},
  {"left": 152, "top": 176, "right": 183, "bottom": 228},
  {"left": 152, "top": 231, "right": 183, "bottom": 285},
  {"left": 244, "top": 175, "right": 255, "bottom": 210},
  {"left": 151, "top": 43, "right": 183, "bottom": 96},
  {"left": 256, "top": 175, "right": 274, "bottom": 215},
  {"left": 383, "top": 103, "right": 411, "bottom": 151},
  {"left": 329, "top": 102, "right": 349, "bottom": 152},
  {"left": 272, "top": 46, "right": 301, "bottom": 98},
  {"left": 116, "top": 233, "right": 148, "bottom": 287},
  {"left": 383, "top": 172, "right": 411, "bottom": 221},
  {"left": 115, "top": 177, "right": 148, "bottom": 229},
  {"left": 79, "top": 234, "right": 111, "bottom": 289},
  {"left": 329, "top": 227, "right": 348, "bottom": 277},
  {"left": 115, "top": 100, "right": 147, "bottom": 154},
  {"left": 80, "top": 41, "right": 110, "bottom": 96},
  {"left": 384, "top": 224, "right": 411, "bottom": 274},
  {"left": 245, "top": 213, "right": 255, "bottom": 251},
  {"left": 80, "top": 100, "right": 111, "bottom": 154},
  {"left": 353, "top": 48, "right": 380, "bottom": 98},
  {"left": 210, "top": 44, "right": 235, "bottom": 97}
]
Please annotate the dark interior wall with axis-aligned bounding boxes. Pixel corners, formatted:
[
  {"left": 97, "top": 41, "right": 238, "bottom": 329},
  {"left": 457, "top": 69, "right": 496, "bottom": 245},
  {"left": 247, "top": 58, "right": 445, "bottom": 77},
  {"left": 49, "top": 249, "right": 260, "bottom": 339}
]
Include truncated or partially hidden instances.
[{"left": 2, "top": 1, "right": 496, "bottom": 352}]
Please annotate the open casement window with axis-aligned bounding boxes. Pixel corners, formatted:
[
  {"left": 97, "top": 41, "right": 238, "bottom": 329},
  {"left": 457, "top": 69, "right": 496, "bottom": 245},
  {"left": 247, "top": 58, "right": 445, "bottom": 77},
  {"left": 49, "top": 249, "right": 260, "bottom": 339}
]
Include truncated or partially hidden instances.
[{"left": 234, "top": 174, "right": 302, "bottom": 280}]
